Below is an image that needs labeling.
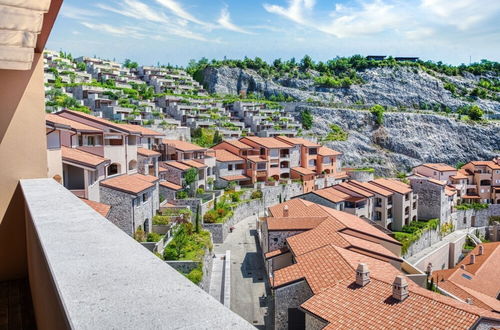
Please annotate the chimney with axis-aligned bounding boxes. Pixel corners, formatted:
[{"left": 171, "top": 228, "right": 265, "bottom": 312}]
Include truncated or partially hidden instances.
[
  {"left": 466, "top": 298, "right": 473, "bottom": 305},
  {"left": 355, "top": 263, "right": 370, "bottom": 287},
  {"left": 478, "top": 245, "right": 484, "bottom": 255},
  {"left": 283, "top": 205, "right": 289, "bottom": 217},
  {"left": 392, "top": 275, "right": 409, "bottom": 302},
  {"left": 460, "top": 264, "right": 466, "bottom": 270},
  {"left": 470, "top": 254, "right": 475, "bottom": 264}
]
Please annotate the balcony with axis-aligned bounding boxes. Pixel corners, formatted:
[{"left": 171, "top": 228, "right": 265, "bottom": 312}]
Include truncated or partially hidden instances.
[{"left": 18, "top": 179, "right": 252, "bottom": 329}]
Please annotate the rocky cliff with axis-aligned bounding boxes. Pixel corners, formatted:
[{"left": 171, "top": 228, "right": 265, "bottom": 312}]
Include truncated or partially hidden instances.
[
  {"left": 201, "top": 66, "right": 500, "bottom": 114},
  {"left": 300, "top": 106, "right": 500, "bottom": 175}
]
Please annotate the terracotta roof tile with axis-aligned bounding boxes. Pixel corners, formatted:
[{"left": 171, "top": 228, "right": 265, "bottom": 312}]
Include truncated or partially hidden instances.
[
  {"left": 137, "top": 147, "right": 161, "bottom": 157},
  {"left": 58, "top": 110, "right": 139, "bottom": 134},
  {"left": 180, "top": 159, "right": 207, "bottom": 169},
  {"left": 266, "top": 216, "right": 327, "bottom": 231},
  {"left": 46, "top": 114, "right": 102, "bottom": 132},
  {"left": 81, "top": 199, "right": 111, "bottom": 218},
  {"left": 164, "top": 161, "right": 192, "bottom": 171},
  {"left": 265, "top": 247, "right": 289, "bottom": 259},
  {"left": 220, "top": 174, "right": 250, "bottom": 181},
  {"left": 276, "top": 136, "right": 320, "bottom": 147},
  {"left": 313, "top": 187, "right": 351, "bottom": 203},
  {"left": 223, "top": 139, "right": 252, "bottom": 149},
  {"left": 214, "top": 149, "right": 244, "bottom": 162},
  {"left": 469, "top": 161, "right": 500, "bottom": 170},
  {"left": 421, "top": 163, "right": 457, "bottom": 172},
  {"left": 162, "top": 139, "right": 206, "bottom": 152},
  {"left": 291, "top": 166, "right": 316, "bottom": 175},
  {"left": 101, "top": 174, "right": 156, "bottom": 195},
  {"left": 61, "top": 146, "right": 110, "bottom": 168},
  {"left": 337, "top": 182, "right": 375, "bottom": 198},
  {"left": 119, "top": 124, "right": 164, "bottom": 136},
  {"left": 318, "top": 146, "right": 342, "bottom": 156},
  {"left": 246, "top": 155, "right": 267, "bottom": 163},
  {"left": 349, "top": 180, "right": 394, "bottom": 197},
  {"left": 371, "top": 178, "right": 412, "bottom": 194},
  {"left": 159, "top": 181, "right": 182, "bottom": 190},
  {"left": 241, "top": 136, "right": 291, "bottom": 149}
]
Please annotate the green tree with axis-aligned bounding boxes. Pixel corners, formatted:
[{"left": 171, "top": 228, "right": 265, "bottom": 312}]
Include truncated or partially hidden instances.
[
  {"left": 124, "top": 59, "right": 138, "bottom": 69},
  {"left": 300, "top": 109, "right": 313, "bottom": 130},
  {"left": 468, "top": 105, "right": 483, "bottom": 120},
  {"left": 370, "top": 104, "right": 385, "bottom": 125},
  {"left": 184, "top": 168, "right": 198, "bottom": 196},
  {"left": 300, "top": 55, "right": 314, "bottom": 71},
  {"left": 195, "top": 204, "right": 200, "bottom": 233}
]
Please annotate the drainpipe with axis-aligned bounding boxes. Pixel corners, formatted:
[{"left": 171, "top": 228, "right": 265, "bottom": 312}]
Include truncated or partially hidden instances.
[{"left": 124, "top": 134, "right": 128, "bottom": 174}]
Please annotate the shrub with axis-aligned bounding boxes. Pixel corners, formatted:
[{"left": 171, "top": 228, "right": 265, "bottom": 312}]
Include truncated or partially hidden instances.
[
  {"left": 203, "top": 210, "right": 218, "bottom": 223},
  {"left": 443, "top": 82, "right": 456, "bottom": 94},
  {"left": 186, "top": 266, "right": 203, "bottom": 284},
  {"left": 300, "top": 109, "right": 313, "bottom": 130},
  {"left": 251, "top": 190, "right": 263, "bottom": 199},
  {"left": 370, "top": 104, "right": 385, "bottom": 125},
  {"left": 176, "top": 190, "right": 188, "bottom": 199},
  {"left": 134, "top": 227, "right": 146, "bottom": 242},
  {"left": 196, "top": 188, "right": 205, "bottom": 195},
  {"left": 147, "top": 232, "right": 162, "bottom": 242},
  {"left": 324, "top": 124, "right": 348, "bottom": 141},
  {"left": 267, "top": 176, "right": 276, "bottom": 182},
  {"left": 152, "top": 215, "right": 170, "bottom": 225},
  {"left": 468, "top": 105, "right": 483, "bottom": 121}
]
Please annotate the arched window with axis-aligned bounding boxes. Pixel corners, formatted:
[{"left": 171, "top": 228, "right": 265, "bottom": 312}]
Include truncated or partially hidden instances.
[
  {"left": 128, "top": 159, "right": 137, "bottom": 171},
  {"left": 107, "top": 163, "right": 120, "bottom": 176}
]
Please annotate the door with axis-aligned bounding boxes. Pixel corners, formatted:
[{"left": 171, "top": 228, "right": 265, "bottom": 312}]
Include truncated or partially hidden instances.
[{"left": 288, "top": 308, "right": 305, "bottom": 330}]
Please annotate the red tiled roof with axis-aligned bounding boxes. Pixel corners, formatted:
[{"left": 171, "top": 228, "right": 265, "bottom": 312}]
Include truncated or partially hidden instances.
[
  {"left": 159, "top": 181, "right": 182, "bottom": 191},
  {"left": 61, "top": 147, "right": 110, "bottom": 168},
  {"left": 164, "top": 161, "right": 192, "bottom": 171},
  {"left": 421, "top": 163, "right": 457, "bottom": 172},
  {"left": 81, "top": 199, "right": 111, "bottom": 218},
  {"left": 318, "top": 146, "right": 342, "bottom": 156},
  {"left": 276, "top": 136, "right": 320, "bottom": 147},
  {"left": 222, "top": 139, "right": 252, "bottom": 149},
  {"left": 337, "top": 182, "right": 374, "bottom": 198},
  {"left": 266, "top": 216, "right": 327, "bottom": 231},
  {"left": 214, "top": 149, "right": 244, "bottom": 162},
  {"left": 46, "top": 114, "right": 102, "bottom": 132},
  {"left": 313, "top": 187, "right": 351, "bottom": 203},
  {"left": 246, "top": 155, "right": 267, "bottom": 163},
  {"left": 469, "top": 161, "right": 500, "bottom": 170},
  {"left": 101, "top": 174, "right": 155, "bottom": 195},
  {"left": 220, "top": 174, "right": 250, "bottom": 181},
  {"left": 162, "top": 139, "right": 206, "bottom": 152},
  {"left": 181, "top": 159, "right": 206, "bottom": 169},
  {"left": 119, "top": 124, "right": 164, "bottom": 136},
  {"left": 445, "top": 186, "right": 457, "bottom": 196},
  {"left": 349, "top": 180, "right": 393, "bottom": 197},
  {"left": 371, "top": 178, "right": 412, "bottom": 194},
  {"left": 137, "top": 147, "right": 161, "bottom": 157},
  {"left": 241, "top": 136, "right": 291, "bottom": 149},
  {"left": 57, "top": 110, "right": 139, "bottom": 134},
  {"left": 265, "top": 247, "right": 289, "bottom": 259},
  {"left": 291, "top": 166, "right": 315, "bottom": 175}
]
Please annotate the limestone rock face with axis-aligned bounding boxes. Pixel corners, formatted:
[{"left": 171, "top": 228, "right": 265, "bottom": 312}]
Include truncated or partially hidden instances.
[
  {"left": 201, "top": 66, "right": 500, "bottom": 114},
  {"left": 302, "top": 106, "right": 500, "bottom": 175}
]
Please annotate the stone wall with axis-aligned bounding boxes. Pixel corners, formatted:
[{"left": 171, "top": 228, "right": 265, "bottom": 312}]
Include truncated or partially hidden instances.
[
  {"left": 455, "top": 204, "right": 500, "bottom": 231},
  {"left": 165, "top": 248, "right": 213, "bottom": 293},
  {"left": 269, "top": 230, "right": 303, "bottom": 251},
  {"left": 203, "top": 199, "right": 263, "bottom": 243},
  {"left": 100, "top": 185, "right": 133, "bottom": 235},
  {"left": 347, "top": 170, "right": 374, "bottom": 182},
  {"left": 306, "top": 313, "right": 328, "bottom": 330},
  {"left": 274, "top": 280, "right": 313, "bottom": 330},
  {"left": 403, "top": 227, "right": 442, "bottom": 259},
  {"left": 261, "top": 183, "right": 304, "bottom": 207},
  {"left": 410, "top": 178, "right": 449, "bottom": 223}
]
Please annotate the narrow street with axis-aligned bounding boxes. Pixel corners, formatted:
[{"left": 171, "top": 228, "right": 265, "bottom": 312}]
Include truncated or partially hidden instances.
[{"left": 214, "top": 215, "right": 270, "bottom": 329}]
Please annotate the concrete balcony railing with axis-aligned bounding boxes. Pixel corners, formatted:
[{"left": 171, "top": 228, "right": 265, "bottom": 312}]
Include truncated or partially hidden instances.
[{"left": 20, "top": 179, "right": 252, "bottom": 330}]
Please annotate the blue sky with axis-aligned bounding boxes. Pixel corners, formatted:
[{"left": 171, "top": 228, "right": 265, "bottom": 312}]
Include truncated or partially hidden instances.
[{"left": 47, "top": 0, "right": 500, "bottom": 66}]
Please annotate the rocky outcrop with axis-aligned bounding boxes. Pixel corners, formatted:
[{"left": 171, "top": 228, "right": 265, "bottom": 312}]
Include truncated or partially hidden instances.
[
  {"left": 201, "top": 66, "right": 500, "bottom": 114},
  {"left": 299, "top": 106, "right": 500, "bottom": 176}
]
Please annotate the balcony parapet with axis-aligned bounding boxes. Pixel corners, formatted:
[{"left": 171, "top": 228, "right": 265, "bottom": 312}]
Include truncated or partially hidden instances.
[{"left": 20, "top": 178, "right": 253, "bottom": 330}]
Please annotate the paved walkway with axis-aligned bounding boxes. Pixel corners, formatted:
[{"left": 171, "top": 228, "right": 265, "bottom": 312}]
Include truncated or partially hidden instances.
[
  {"left": 209, "top": 253, "right": 225, "bottom": 303},
  {"left": 214, "top": 215, "right": 269, "bottom": 329}
]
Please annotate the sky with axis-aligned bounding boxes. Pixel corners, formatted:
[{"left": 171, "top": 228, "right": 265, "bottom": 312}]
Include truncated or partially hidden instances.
[{"left": 46, "top": 0, "right": 500, "bottom": 67}]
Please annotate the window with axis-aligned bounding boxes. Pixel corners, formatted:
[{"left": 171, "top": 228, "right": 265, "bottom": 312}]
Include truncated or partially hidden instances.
[
  {"left": 134, "top": 197, "right": 140, "bottom": 207},
  {"left": 257, "top": 163, "right": 266, "bottom": 170},
  {"left": 78, "top": 135, "right": 83, "bottom": 146},
  {"left": 143, "top": 192, "right": 148, "bottom": 203},
  {"left": 128, "top": 160, "right": 137, "bottom": 171},
  {"left": 309, "top": 148, "right": 317, "bottom": 155},
  {"left": 87, "top": 136, "right": 95, "bottom": 146},
  {"left": 228, "top": 164, "right": 233, "bottom": 171},
  {"left": 88, "top": 171, "right": 97, "bottom": 186},
  {"left": 107, "top": 163, "right": 120, "bottom": 176},
  {"left": 260, "top": 148, "right": 266, "bottom": 156}
]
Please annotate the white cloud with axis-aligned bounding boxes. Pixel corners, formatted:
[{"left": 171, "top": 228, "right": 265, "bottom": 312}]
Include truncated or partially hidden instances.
[
  {"left": 421, "top": 0, "right": 500, "bottom": 30},
  {"left": 318, "top": 1, "right": 404, "bottom": 38},
  {"left": 154, "top": 0, "right": 208, "bottom": 26},
  {"left": 81, "top": 22, "right": 146, "bottom": 39},
  {"left": 405, "top": 27, "right": 434, "bottom": 40},
  {"left": 217, "top": 7, "right": 254, "bottom": 34},
  {"left": 61, "top": 4, "right": 100, "bottom": 20},
  {"left": 96, "top": 0, "right": 168, "bottom": 23},
  {"left": 263, "top": 0, "right": 315, "bottom": 24}
]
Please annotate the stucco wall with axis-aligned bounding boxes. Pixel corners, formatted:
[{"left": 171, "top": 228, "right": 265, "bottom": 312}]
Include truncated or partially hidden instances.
[{"left": 0, "top": 53, "right": 47, "bottom": 279}]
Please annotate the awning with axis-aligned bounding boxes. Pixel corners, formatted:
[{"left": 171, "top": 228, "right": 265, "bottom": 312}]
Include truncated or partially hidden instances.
[{"left": 0, "top": 0, "right": 52, "bottom": 70}]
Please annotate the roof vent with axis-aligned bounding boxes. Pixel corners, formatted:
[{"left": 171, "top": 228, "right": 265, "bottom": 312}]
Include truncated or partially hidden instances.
[
  {"left": 283, "top": 205, "right": 289, "bottom": 217},
  {"left": 392, "top": 275, "right": 409, "bottom": 302},
  {"left": 470, "top": 254, "right": 475, "bottom": 264},
  {"left": 355, "top": 263, "right": 370, "bottom": 287},
  {"left": 460, "top": 264, "right": 466, "bottom": 270},
  {"left": 466, "top": 298, "right": 473, "bottom": 305},
  {"left": 478, "top": 245, "right": 484, "bottom": 255}
]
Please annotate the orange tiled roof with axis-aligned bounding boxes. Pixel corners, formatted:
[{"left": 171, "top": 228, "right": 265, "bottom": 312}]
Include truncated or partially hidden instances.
[
  {"left": 264, "top": 247, "right": 289, "bottom": 259},
  {"left": 246, "top": 155, "right": 267, "bottom": 163},
  {"left": 432, "top": 242, "right": 500, "bottom": 312},
  {"left": 421, "top": 163, "right": 457, "bottom": 172},
  {"left": 214, "top": 149, "right": 244, "bottom": 162},
  {"left": 220, "top": 174, "right": 250, "bottom": 181},
  {"left": 337, "top": 182, "right": 375, "bottom": 198},
  {"left": 57, "top": 110, "right": 140, "bottom": 134},
  {"left": 371, "top": 178, "right": 412, "bottom": 195},
  {"left": 119, "top": 124, "right": 164, "bottom": 136},
  {"left": 181, "top": 159, "right": 207, "bottom": 169},
  {"left": 81, "top": 199, "right": 111, "bottom": 218},
  {"left": 137, "top": 147, "right": 161, "bottom": 157},
  {"left": 222, "top": 139, "right": 252, "bottom": 149},
  {"left": 268, "top": 199, "right": 324, "bottom": 217},
  {"left": 164, "top": 161, "right": 192, "bottom": 171},
  {"left": 162, "top": 139, "right": 206, "bottom": 152},
  {"left": 159, "top": 181, "right": 182, "bottom": 190},
  {"left": 291, "top": 166, "right": 316, "bottom": 175},
  {"left": 451, "top": 170, "right": 469, "bottom": 180},
  {"left": 61, "top": 146, "right": 110, "bottom": 168},
  {"left": 445, "top": 185, "right": 457, "bottom": 196},
  {"left": 427, "top": 177, "right": 447, "bottom": 186},
  {"left": 349, "top": 180, "right": 393, "bottom": 197},
  {"left": 46, "top": 114, "right": 102, "bottom": 132},
  {"left": 158, "top": 166, "right": 168, "bottom": 173},
  {"left": 469, "top": 161, "right": 500, "bottom": 170},
  {"left": 276, "top": 136, "right": 320, "bottom": 147},
  {"left": 318, "top": 146, "right": 342, "bottom": 156},
  {"left": 266, "top": 216, "right": 327, "bottom": 231},
  {"left": 313, "top": 187, "right": 351, "bottom": 203},
  {"left": 131, "top": 173, "right": 158, "bottom": 183},
  {"left": 241, "top": 136, "right": 291, "bottom": 149},
  {"left": 100, "top": 174, "right": 155, "bottom": 195}
]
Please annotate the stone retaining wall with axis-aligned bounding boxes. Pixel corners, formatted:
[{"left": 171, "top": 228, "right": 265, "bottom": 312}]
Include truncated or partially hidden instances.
[
  {"left": 403, "top": 228, "right": 441, "bottom": 259},
  {"left": 165, "top": 248, "right": 213, "bottom": 293}
]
